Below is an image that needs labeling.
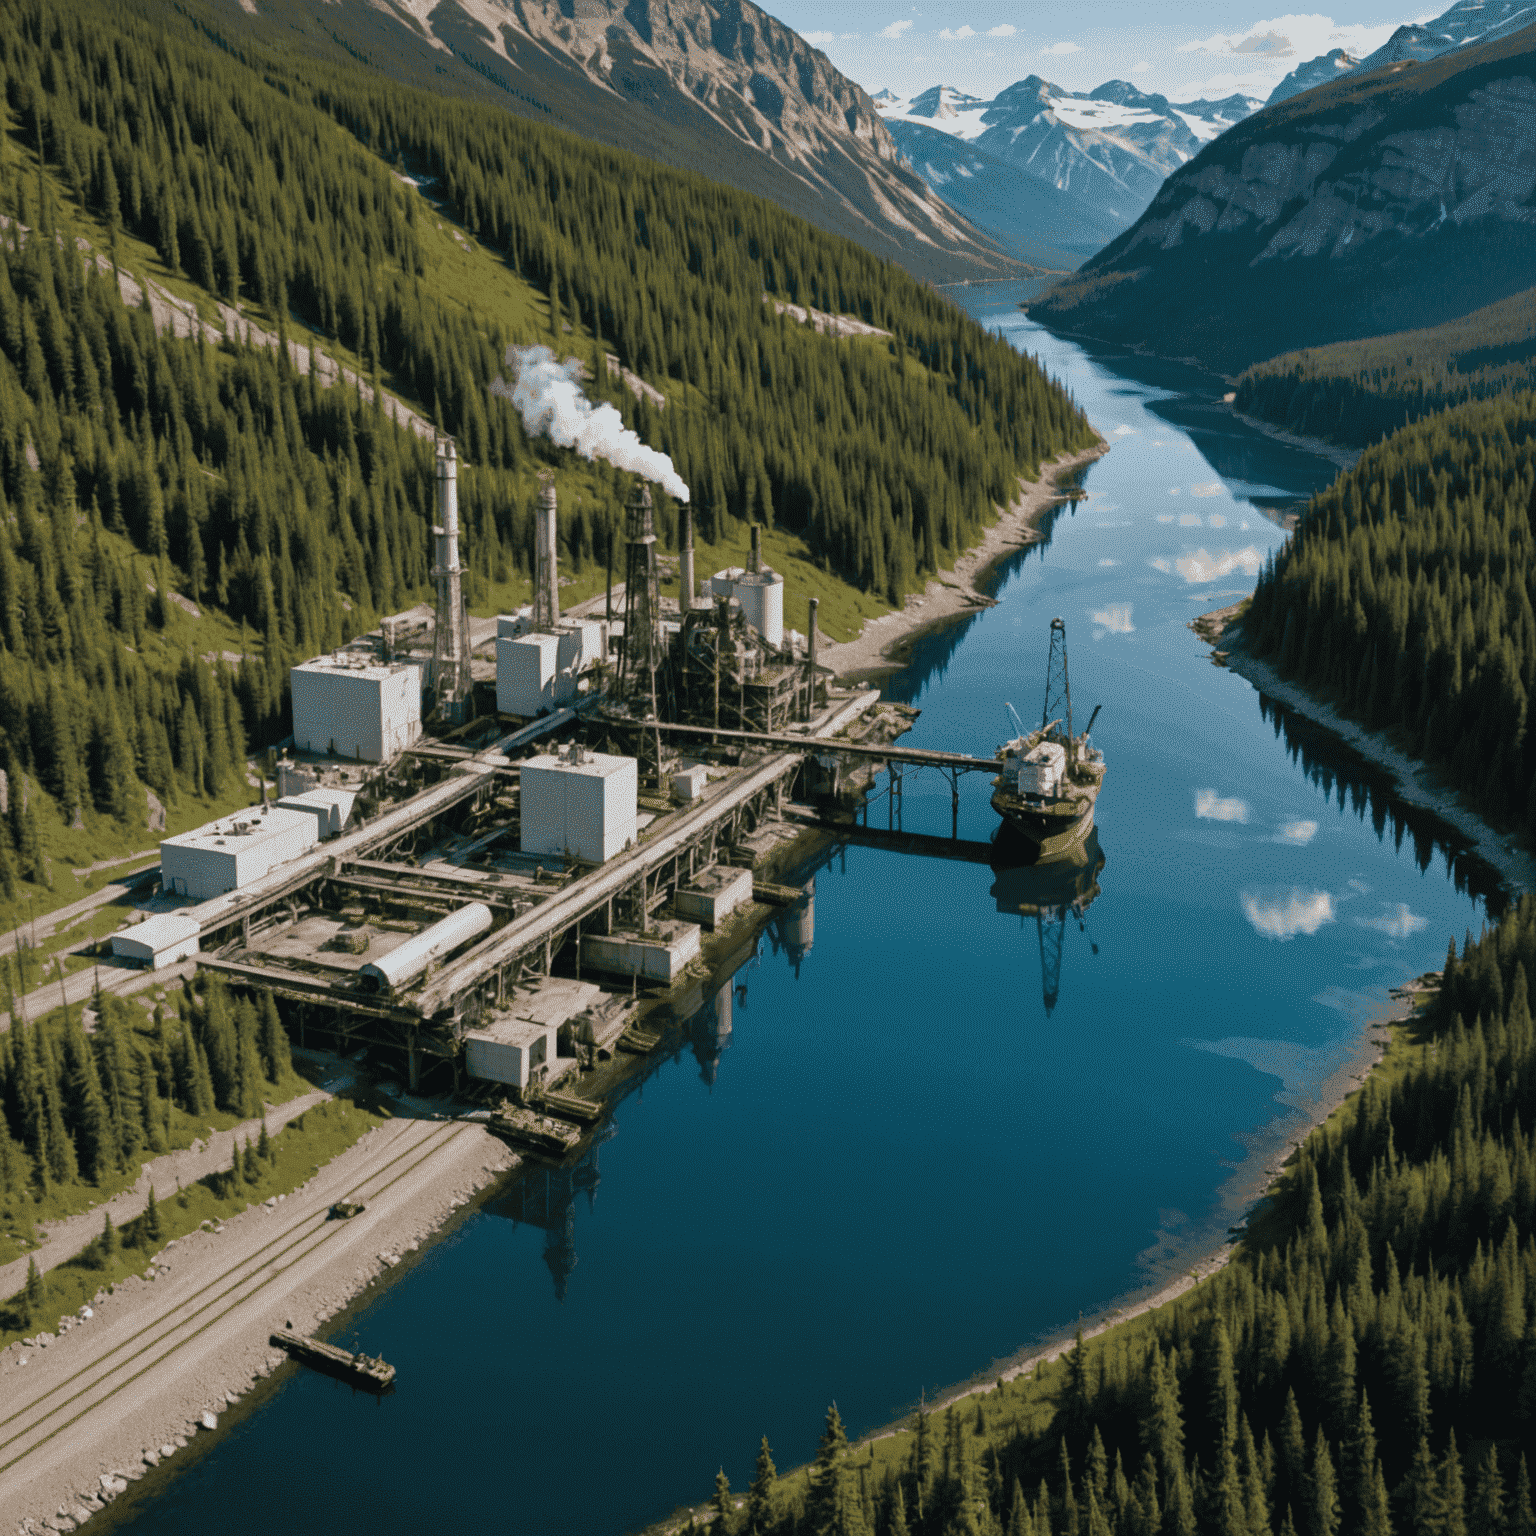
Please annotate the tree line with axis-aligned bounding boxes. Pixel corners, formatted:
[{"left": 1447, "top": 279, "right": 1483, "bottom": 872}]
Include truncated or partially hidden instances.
[
  {"left": 706, "top": 896, "right": 1536, "bottom": 1536},
  {"left": 1234, "top": 287, "right": 1536, "bottom": 450},
  {"left": 1241, "top": 392, "right": 1536, "bottom": 838},
  {"left": 0, "top": 976, "right": 291, "bottom": 1214}
]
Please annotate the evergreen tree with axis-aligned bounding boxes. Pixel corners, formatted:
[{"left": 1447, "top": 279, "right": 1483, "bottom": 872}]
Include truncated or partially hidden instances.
[{"left": 747, "top": 1437, "right": 777, "bottom": 1535}]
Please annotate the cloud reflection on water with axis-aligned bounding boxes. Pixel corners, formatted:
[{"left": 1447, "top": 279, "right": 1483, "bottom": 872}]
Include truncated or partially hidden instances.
[
  {"left": 1091, "top": 603, "right": 1135, "bottom": 636},
  {"left": 1241, "top": 889, "right": 1336, "bottom": 939},
  {"left": 1354, "top": 902, "right": 1429, "bottom": 939},
  {"left": 1195, "top": 789, "right": 1249, "bottom": 823},
  {"left": 1175, "top": 547, "right": 1265, "bottom": 583},
  {"left": 1275, "top": 820, "right": 1318, "bottom": 845}
]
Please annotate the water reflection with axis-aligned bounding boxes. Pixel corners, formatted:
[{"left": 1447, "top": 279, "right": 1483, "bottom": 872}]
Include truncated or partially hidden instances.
[
  {"left": 1254, "top": 692, "right": 1506, "bottom": 913},
  {"left": 490, "top": 1136, "right": 609, "bottom": 1303},
  {"left": 767, "top": 878, "right": 816, "bottom": 976},
  {"left": 990, "top": 829, "right": 1106, "bottom": 1014}
]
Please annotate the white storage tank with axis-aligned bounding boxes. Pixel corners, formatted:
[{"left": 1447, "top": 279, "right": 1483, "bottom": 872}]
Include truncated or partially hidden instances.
[
  {"left": 1015, "top": 741, "right": 1066, "bottom": 797},
  {"left": 358, "top": 903, "right": 493, "bottom": 994},
  {"left": 290, "top": 656, "right": 422, "bottom": 763},
  {"left": 520, "top": 747, "right": 637, "bottom": 865},
  {"left": 709, "top": 565, "right": 784, "bottom": 647},
  {"left": 497, "top": 632, "right": 560, "bottom": 717},
  {"left": 161, "top": 808, "right": 320, "bottom": 899},
  {"left": 110, "top": 912, "right": 201, "bottom": 969}
]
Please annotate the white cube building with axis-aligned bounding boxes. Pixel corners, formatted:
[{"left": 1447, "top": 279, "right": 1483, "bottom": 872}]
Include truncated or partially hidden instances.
[
  {"left": 497, "top": 633, "right": 562, "bottom": 717},
  {"left": 519, "top": 749, "right": 637, "bottom": 865},
  {"left": 464, "top": 1017, "right": 555, "bottom": 1090},
  {"left": 290, "top": 656, "right": 422, "bottom": 763},
  {"left": 161, "top": 808, "right": 320, "bottom": 899}
]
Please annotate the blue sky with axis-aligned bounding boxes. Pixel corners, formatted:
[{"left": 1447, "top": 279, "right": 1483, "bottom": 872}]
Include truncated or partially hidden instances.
[{"left": 772, "top": 2, "right": 1433, "bottom": 101}]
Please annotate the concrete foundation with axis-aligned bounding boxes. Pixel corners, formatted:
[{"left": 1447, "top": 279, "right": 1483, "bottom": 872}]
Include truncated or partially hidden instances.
[
  {"left": 675, "top": 865, "right": 753, "bottom": 929},
  {"left": 581, "top": 919, "right": 702, "bottom": 983}
]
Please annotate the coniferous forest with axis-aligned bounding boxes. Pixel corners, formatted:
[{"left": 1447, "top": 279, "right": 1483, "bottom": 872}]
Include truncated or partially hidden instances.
[
  {"left": 0, "top": 0, "right": 1093, "bottom": 908},
  {"left": 698, "top": 903, "right": 1536, "bottom": 1536},
  {"left": 1240, "top": 393, "right": 1536, "bottom": 838}
]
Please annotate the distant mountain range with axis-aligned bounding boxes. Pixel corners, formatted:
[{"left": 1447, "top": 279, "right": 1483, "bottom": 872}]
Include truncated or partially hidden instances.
[
  {"left": 1029, "top": 18, "right": 1536, "bottom": 373},
  {"left": 1267, "top": 0, "right": 1536, "bottom": 102},
  {"left": 193, "top": 0, "right": 1017, "bottom": 282},
  {"left": 874, "top": 79, "right": 1261, "bottom": 268}
]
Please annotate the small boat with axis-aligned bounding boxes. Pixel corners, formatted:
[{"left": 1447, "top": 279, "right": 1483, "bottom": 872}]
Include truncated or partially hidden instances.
[
  {"left": 991, "top": 617, "right": 1105, "bottom": 860},
  {"left": 270, "top": 1329, "right": 395, "bottom": 1391}
]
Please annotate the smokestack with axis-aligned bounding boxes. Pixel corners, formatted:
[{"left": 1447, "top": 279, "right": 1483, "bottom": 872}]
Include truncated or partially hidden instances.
[
  {"left": 431, "top": 437, "right": 471, "bottom": 721},
  {"left": 807, "top": 596, "right": 819, "bottom": 719},
  {"left": 534, "top": 476, "right": 560, "bottom": 631},
  {"left": 749, "top": 524, "right": 762, "bottom": 575},
  {"left": 680, "top": 505, "right": 696, "bottom": 613},
  {"left": 620, "top": 482, "right": 660, "bottom": 691}
]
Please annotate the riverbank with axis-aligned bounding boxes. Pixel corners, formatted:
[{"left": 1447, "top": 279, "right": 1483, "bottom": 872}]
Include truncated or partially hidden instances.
[
  {"left": 1196, "top": 603, "right": 1536, "bottom": 901},
  {"left": 1225, "top": 403, "right": 1362, "bottom": 476},
  {"left": 818, "top": 443, "right": 1108, "bottom": 679},
  {"left": 0, "top": 1107, "right": 513, "bottom": 1533}
]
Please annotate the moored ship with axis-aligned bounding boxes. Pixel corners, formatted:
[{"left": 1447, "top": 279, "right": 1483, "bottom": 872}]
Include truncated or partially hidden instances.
[{"left": 991, "top": 618, "right": 1105, "bottom": 860}]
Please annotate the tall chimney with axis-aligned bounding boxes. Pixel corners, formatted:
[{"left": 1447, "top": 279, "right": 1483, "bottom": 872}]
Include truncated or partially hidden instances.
[
  {"left": 619, "top": 483, "right": 660, "bottom": 693},
  {"left": 680, "top": 505, "right": 696, "bottom": 613},
  {"left": 533, "top": 476, "right": 560, "bottom": 631},
  {"left": 431, "top": 437, "right": 471, "bottom": 721},
  {"left": 807, "top": 596, "right": 819, "bottom": 719},
  {"left": 748, "top": 523, "right": 762, "bottom": 575}
]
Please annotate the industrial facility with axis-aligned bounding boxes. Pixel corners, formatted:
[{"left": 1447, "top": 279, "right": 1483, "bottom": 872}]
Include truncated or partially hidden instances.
[{"left": 109, "top": 444, "right": 1007, "bottom": 1132}]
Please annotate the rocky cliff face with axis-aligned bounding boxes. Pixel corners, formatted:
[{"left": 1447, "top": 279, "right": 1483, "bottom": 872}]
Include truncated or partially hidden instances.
[
  {"left": 211, "top": 0, "right": 1015, "bottom": 281},
  {"left": 1030, "top": 22, "right": 1536, "bottom": 372}
]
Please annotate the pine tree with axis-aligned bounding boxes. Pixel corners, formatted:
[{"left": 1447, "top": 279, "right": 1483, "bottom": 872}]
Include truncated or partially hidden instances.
[
  {"left": 747, "top": 1437, "right": 777, "bottom": 1535},
  {"left": 24, "top": 1253, "right": 43, "bottom": 1319},
  {"left": 806, "top": 1405, "right": 850, "bottom": 1536},
  {"left": 1311, "top": 1430, "right": 1341, "bottom": 1536},
  {"left": 142, "top": 1184, "right": 161, "bottom": 1245},
  {"left": 712, "top": 1468, "right": 733, "bottom": 1533},
  {"left": 1471, "top": 1446, "right": 1505, "bottom": 1536}
]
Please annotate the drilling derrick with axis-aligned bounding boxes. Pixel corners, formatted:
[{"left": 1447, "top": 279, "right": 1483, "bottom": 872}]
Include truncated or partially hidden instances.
[{"left": 431, "top": 437, "right": 472, "bottom": 723}]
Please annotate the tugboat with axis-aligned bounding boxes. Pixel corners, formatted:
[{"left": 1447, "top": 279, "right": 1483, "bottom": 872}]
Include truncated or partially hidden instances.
[{"left": 991, "top": 617, "right": 1105, "bottom": 860}]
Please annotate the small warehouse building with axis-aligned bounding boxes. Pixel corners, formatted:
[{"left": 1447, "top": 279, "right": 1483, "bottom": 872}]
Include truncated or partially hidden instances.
[
  {"left": 519, "top": 747, "right": 637, "bottom": 865},
  {"left": 110, "top": 912, "right": 201, "bottom": 970},
  {"left": 160, "top": 808, "right": 320, "bottom": 899},
  {"left": 290, "top": 655, "right": 422, "bottom": 762},
  {"left": 463, "top": 978, "right": 601, "bottom": 1090}
]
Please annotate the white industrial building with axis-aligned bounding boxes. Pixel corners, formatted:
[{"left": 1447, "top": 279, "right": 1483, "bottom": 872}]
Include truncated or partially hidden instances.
[
  {"left": 110, "top": 912, "right": 201, "bottom": 969},
  {"left": 582, "top": 919, "right": 702, "bottom": 983},
  {"left": 276, "top": 786, "right": 356, "bottom": 840},
  {"left": 519, "top": 747, "right": 637, "bottom": 865},
  {"left": 290, "top": 655, "right": 423, "bottom": 762},
  {"left": 496, "top": 614, "right": 607, "bottom": 718},
  {"left": 675, "top": 865, "right": 752, "bottom": 929},
  {"left": 161, "top": 808, "right": 320, "bottom": 899},
  {"left": 463, "top": 978, "right": 600, "bottom": 1089}
]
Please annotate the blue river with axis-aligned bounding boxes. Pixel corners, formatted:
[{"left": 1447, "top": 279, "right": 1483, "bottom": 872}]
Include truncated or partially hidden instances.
[{"left": 105, "top": 285, "right": 1493, "bottom": 1535}]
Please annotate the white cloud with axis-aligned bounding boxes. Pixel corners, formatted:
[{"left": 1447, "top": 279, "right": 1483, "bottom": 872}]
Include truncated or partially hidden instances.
[
  {"left": 940, "top": 24, "right": 976, "bottom": 39},
  {"left": 1150, "top": 557, "right": 1173, "bottom": 572},
  {"left": 1091, "top": 603, "right": 1135, "bottom": 636},
  {"left": 987, "top": 23, "right": 1016, "bottom": 36},
  {"left": 1098, "top": 558, "right": 1119, "bottom": 567},
  {"left": 803, "top": 29, "right": 835, "bottom": 44},
  {"left": 1209, "top": 514, "right": 1227, "bottom": 528},
  {"left": 880, "top": 19, "right": 914, "bottom": 39},
  {"left": 1174, "top": 546, "right": 1265, "bottom": 583},
  {"left": 1112, "top": 424, "right": 1137, "bottom": 436},
  {"left": 1173, "top": 13, "right": 1402, "bottom": 93},
  {"left": 1041, "top": 40, "right": 1081, "bottom": 54},
  {"left": 1132, "top": 59, "right": 1150, "bottom": 72},
  {"left": 1355, "top": 903, "right": 1429, "bottom": 939},
  {"left": 1190, "top": 482, "right": 1223, "bottom": 498},
  {"left": 1196, "top": 789, "right": 1249, "bottom": 823},
  {"left": 1242, "top": 889, "right": 1336, "bottom": 940},
  {"left": 1275, "top": 820, "right": 1318, "bottom": 845}
]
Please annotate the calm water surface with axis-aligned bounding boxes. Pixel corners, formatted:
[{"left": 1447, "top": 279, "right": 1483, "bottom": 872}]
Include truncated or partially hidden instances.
[{"left": 108, "top": 287, "right": 1493, "bottom": 1535}]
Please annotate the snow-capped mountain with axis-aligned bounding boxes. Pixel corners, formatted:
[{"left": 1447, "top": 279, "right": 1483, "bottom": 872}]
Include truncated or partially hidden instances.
[
  {"left": 1268, "top": 0, "right": 1536, "bottom": 103},
  {"left": 876, "top": 78, "right": 1261, "bottom": 264}
]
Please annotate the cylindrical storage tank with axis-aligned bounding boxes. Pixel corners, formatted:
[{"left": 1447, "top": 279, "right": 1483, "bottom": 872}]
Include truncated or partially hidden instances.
[{"left": 359, "top": 902, "right": 493, "bottom": 993}]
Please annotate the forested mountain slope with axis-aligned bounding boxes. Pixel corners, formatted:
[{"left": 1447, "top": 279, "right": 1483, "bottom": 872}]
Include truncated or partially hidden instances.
[
  {"left": 1029, "top": 22, "right": 1536, "bottom": 374},
  {"left": 689, "top": 896, "right": 1536, "bottom": 1536},
  {"left": 1241, "top": 393, "right": 1536, "bottom": 837},
  {"left": 184, "top": 0, "right": 1013, "bottom": 284},
  {"left": 0, "top": 0, "right": 1093, "bottom": 913},
  {"left": 1234, "top": 287, "right": 1536, "bottom": 447}
]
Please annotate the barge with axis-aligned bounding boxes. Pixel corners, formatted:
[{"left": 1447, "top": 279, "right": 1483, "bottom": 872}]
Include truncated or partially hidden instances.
[{"left": 270, "top": 1329, "right": 396, "bottom": 1390}]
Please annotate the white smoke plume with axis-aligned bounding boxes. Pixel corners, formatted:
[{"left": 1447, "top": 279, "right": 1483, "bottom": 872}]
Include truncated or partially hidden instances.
[{"left": 491, "top": 345, "right": 690, "bottom": 502}]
